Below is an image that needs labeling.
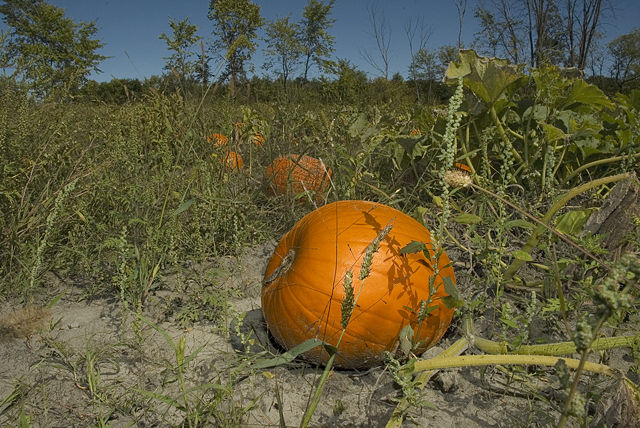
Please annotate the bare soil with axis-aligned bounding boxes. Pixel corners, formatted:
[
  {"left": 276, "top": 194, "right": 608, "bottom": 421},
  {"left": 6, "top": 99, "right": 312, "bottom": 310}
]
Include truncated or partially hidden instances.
[{"left": 0, "top": 242, "right": 633, "bottom": 427}]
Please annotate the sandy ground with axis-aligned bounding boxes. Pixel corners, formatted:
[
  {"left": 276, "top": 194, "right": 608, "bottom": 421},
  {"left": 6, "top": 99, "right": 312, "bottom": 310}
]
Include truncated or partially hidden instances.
[{"left": 0, "top": 242, "right": 633, "bottom": 427}]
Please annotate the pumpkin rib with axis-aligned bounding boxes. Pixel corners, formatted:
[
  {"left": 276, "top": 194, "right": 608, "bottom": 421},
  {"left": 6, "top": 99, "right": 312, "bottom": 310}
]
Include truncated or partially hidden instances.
[{"left": 266, "top": 272, "right": 400, "bottom": 348}]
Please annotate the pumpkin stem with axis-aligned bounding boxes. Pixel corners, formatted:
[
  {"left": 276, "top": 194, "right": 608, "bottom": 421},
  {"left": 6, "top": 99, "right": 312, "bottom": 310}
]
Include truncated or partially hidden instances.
[{"left": 262, "top": 248, "right": 296, "bottom": 287}]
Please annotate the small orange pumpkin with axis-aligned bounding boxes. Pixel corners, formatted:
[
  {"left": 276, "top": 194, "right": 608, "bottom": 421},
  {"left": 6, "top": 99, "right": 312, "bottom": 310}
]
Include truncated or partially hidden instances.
[
  {"left": 223, "top": 151, "right": 243, "bottom": 169},
  {"left": 253, "top": 133, "right": 265, "bottom": 146},
  {"left": 264, "top": 154, "right": 331, "bottom": 203},
  {"left": 207, "top": 133, "right": 229, "bottom": 147},
  {"left": 261, "top": 200, "right": 456, "bottom": 369}
]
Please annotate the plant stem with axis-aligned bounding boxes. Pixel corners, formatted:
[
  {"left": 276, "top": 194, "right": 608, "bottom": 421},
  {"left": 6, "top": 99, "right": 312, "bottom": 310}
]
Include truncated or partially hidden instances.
[
  {"left": 410, "top": 354, "right": 616, "bottom": 377},
  {"left": 468, "top": 181, "right": 611, "bottom": 275},
  {"left": 556, "top": 316, "right": 606, "bottom": 428},
  {"left": 502, "top": 172, "right": 631, "bottom": 281},
  {"left": 299, "top": 351, "right": 337, "bottom": 428},
  {"left": 490, "top": 105, "right": 523, "bottom": 164},
  {"left": 463, "top": 315, "right": 639, "bottom": 355},
  {"left": 562, "top": 152, "right": 640, "bottom": 184},
  {"left": 471, "top": 331, "right": 639, "bottom": 355},
  {"left": 386, "top": 337, "right": 469, "bottom": 428}
]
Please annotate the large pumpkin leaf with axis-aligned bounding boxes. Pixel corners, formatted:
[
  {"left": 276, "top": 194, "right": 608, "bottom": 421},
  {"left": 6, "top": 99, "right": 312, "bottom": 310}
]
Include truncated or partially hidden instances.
[
  {"left": 252, "top": 338, "right": 324, "bottom": 369},
  {"left": 348, "top": 113, "right": 378, "bottom": 140},
  {"left": 561, "top": 79, "right": 615, "bottom": 111},
  {"left": 444, "top": 49, "right": 526, "bottom": 105},
  {"left": 541, "top": 122, "right": 567, "bottom": 143},
  {"left": 393, "top": 135, "right": 426, "bottom": 159}
]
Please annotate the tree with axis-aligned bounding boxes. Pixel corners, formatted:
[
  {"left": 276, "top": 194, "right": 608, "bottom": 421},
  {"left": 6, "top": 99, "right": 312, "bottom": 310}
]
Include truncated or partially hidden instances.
[
  {"left": 263, "top": 16, "right": 303, "bottom": 92},
  {"left": 564, "top": 0, "right": 603, "bottom": 69},
  {"left": 438, "top": 45, "right": 460, "bottom": 69},
  {"left": 525, "top": 0, "right": 567, "bottom": 67},
  {"left": 608, "top": 28, "right": 640, "bottom": 91},
  {"left": 323, "top": 58, "right": 368, "bottom": 103},
  {"left": 158, "top": 17, "right": 201, "bottom": 90},
  {"left": 455, "top": 0, "right": 467, "bottom": 50},
  {"left": 299, "top": 0, "right": 335, "bottom": 80},
  {"left": 409, "top": 48, "right": 443, "bottom": 80},
  {"left": 404, "top": 17, "right": 431, "bottom": 100},
  {"left": 361, "top": 3, "right": 391, "bottom": 79},
  {"left": 473, "top": 1, "right": 525, "bottom": 63},
  {"left": 473, "top": 0, "right": 604, "bottom": 70},
  {"left": 409, "top": 48, "right": 443, "bottom": 101},
  {"left": 0, "top": 0, "right": 106, "bottom": 99},
  {"left": 194, "top": 40, "right": 211, "bottom": 87},
  {"left": 208, "top": 0, "right": 263, "bottom": 97}
]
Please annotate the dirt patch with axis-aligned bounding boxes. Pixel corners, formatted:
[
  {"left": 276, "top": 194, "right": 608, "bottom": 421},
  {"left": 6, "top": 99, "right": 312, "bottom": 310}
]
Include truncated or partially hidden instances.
[{"left": 0, "top": 242, "right": 632, "bottom": 427}]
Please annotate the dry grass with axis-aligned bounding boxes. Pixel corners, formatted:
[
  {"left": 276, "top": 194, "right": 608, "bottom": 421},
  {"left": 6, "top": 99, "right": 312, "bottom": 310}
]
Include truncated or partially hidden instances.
[{"left": 0, "top": 305, "right": 52, "bottom": 340}]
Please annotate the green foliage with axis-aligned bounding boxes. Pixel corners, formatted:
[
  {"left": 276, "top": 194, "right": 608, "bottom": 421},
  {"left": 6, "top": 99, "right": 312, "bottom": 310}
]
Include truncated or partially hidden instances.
[
  {"left": 262, "top": 16, "right": 303, "bottom": 91},
  {"left": 409, "top": 48, "right": 443, "bottom": 82},
  {"left": 608, "top": 28, "right": 640, "bottom": 91},
  {"left": 0, "top": 88, "right": 274, "bottom": 298},
  {"left": 300, "top": 0, "right": 336, "bottom": 80},
  {"left": 208, "top": 0, "right": 263, "bottom": 96},
  {"left": 321, "top": 58, "right": 368, "bottom": 104},
  {"left": 158, "top": 18, "right": 202, "bottom": 89},
  {"left": 0, "top": 0, "right": 106, "bottom": 99}
]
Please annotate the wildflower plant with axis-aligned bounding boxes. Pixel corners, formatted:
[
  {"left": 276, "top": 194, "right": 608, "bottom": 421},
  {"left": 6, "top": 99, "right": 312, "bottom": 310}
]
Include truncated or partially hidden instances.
[
  {"left": 29, "top": 178, "right": 77, "bottom": 292},
  {"left": 436, "top": 76, "right": 465, "bottom": 243}
]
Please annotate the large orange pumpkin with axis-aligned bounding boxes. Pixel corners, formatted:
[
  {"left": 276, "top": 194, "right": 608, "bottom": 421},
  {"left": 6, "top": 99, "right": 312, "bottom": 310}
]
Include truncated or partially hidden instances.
[
  {"left": 264, "top": 154, "right": 331, "bottom": 204},
  {"left": 261, "top": 200, "right": 456, "bottom": 369}
]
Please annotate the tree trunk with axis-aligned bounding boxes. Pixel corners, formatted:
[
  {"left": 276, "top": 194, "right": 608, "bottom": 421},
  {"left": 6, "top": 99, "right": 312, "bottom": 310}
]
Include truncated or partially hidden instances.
[
  {"left": 577, "top": 0, "right": 602, "bottom": 70},
  {"left": 229, "top": 71, "right": 236, "bottom": 98}
]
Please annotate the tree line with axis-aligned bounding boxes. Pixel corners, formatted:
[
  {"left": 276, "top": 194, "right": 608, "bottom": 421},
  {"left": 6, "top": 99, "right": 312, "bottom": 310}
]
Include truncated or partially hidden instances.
[{"left": 0, "top": 0, "right": 638, "bottom": 103}]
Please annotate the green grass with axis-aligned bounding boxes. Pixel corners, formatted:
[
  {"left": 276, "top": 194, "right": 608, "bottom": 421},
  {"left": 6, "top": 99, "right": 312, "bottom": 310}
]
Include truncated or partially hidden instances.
[{"left": 1, "top": 61, "right": 640, "bottom": 426}]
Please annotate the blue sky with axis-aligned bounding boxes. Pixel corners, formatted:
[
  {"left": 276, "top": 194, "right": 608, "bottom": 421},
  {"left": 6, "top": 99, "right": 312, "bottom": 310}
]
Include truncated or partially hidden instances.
[{"left": 1, "top": 0, "right": 639, "bottom": 82}]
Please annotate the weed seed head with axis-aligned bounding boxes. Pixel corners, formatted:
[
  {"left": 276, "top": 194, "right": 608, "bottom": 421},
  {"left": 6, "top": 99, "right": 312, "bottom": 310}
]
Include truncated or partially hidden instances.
[
  {"left": 444, "top": 169, "right": 472, "bottom": 188},
  {"left": 341, "top": 271, "right": 354, "bottom": 329}
]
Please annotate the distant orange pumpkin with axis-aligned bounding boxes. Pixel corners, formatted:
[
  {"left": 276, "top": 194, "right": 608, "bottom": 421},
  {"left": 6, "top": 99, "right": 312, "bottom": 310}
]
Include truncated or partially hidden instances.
[
  {"left": 253, "top": 133, "right": 265, "bottom": 146},
  {"left": 264, "top": 154, "right": 331, "bottom": 204},
  {"left": 223, "top": 151, "right": 243, "bottom": 169},
  {"left": 207, "top": 133, "right": 229, "bottom": 147},
  {"left": 261, "top": 200, "right": 456, "bottom": 369}
]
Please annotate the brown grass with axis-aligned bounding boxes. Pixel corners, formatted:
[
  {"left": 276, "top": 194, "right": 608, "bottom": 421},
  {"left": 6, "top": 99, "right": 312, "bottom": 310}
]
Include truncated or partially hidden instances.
[{"left": 0, "top": 305, "right": 52, "bottom": 340}]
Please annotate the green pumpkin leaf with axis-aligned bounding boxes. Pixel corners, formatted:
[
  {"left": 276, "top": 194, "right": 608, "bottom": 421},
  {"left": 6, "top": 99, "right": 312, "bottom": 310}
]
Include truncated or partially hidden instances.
[
  {"left": 442, "top": 276, "right": 464, "bottom": 309},
  {"left": 252, "top": 338, "right": 324, "bottom": 369},
  {"left": 394, "top": 136, "right": 424, "bottom": 158},
  {"left": 555, "top": 208, "right": 596, "bottom": 236},
  {"left": 453, "top": 213, "right": 482, "bottom": 224},
  {"left": 444, "top": 49, "right": 526, "bottom": 105},
  {"left": 562, "top": 79, "right": 615, "bottom": 111},
  {"left": 504, "top": 219, "right": 535, "bottom": 230},
  {"left": 173, "top": 198, "right": 195, "bottom": 216},
  {"left": 513, "top": 250, "right": 533, "bottom": 262},
  {"left": 540, "top": 122, "right": 567, "bottom": 142},
  {"left": 400, "top": 241, "right": 427, "bottom": 255}
]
